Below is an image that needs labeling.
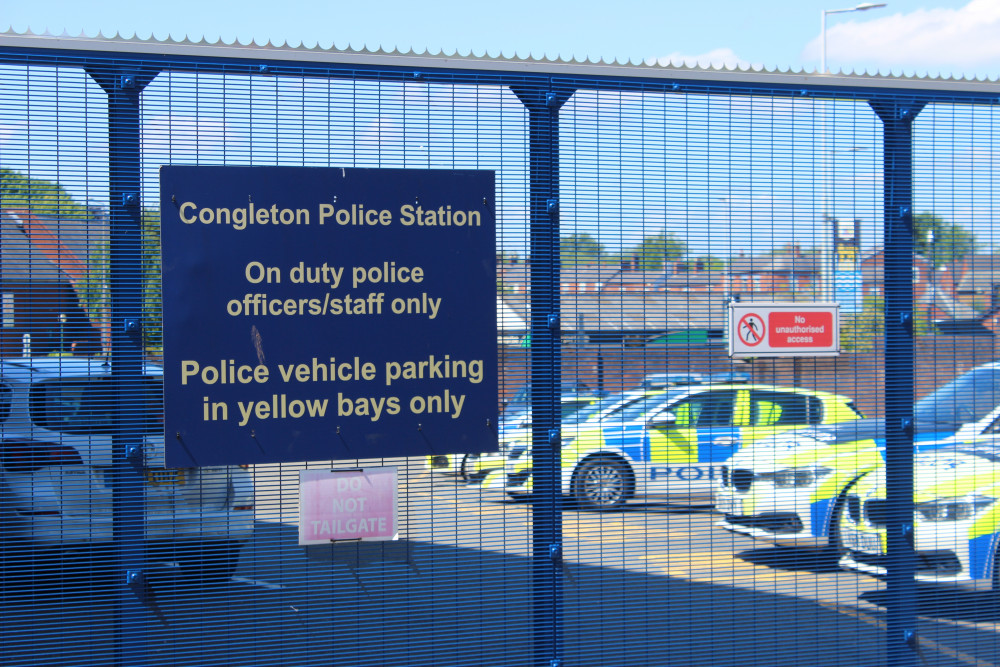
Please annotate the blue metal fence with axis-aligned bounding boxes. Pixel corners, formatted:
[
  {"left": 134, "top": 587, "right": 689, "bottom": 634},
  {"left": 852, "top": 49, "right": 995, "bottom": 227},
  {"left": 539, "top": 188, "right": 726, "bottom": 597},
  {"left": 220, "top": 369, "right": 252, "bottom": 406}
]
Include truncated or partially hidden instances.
[{"left": 0, "top": 32, "right": 999, "bottom": 667}]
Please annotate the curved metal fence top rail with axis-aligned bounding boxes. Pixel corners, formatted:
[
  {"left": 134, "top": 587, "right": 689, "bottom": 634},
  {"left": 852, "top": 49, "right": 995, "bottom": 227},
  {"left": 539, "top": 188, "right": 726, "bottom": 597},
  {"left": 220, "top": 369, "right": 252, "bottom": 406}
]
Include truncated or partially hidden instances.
[{"left": 0, "top": 30, "right": 999, "bottom": 101}]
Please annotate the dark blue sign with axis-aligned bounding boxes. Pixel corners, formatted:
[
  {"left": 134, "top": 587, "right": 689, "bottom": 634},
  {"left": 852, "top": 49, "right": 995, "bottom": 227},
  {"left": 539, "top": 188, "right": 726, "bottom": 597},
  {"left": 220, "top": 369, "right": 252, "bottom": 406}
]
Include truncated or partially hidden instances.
[{"left": 161, "top": 166, "right": 497, "bottom": 466}]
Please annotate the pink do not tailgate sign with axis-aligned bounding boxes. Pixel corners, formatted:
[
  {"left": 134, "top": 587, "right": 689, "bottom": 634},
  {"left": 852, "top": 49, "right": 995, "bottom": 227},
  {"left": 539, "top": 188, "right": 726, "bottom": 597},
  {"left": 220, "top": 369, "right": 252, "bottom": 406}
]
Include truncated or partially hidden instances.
[{"left": 298, "top": 467, "right": 399, "bottom": 545}]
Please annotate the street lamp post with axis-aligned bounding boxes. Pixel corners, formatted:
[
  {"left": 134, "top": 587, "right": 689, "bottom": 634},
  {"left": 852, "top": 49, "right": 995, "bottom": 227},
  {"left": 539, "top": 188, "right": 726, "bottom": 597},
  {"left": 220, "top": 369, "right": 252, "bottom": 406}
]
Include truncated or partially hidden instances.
[
  {"left": 819, "top": 3, "right": 886, "bottom": 300},
  {"left": 821, "top": 3, "right": 888, "bottom": 74}
]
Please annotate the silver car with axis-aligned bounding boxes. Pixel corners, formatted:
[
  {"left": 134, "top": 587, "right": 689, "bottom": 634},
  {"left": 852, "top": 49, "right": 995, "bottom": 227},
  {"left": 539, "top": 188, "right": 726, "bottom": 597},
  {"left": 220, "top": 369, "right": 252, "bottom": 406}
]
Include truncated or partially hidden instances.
[{"left": 0, "top": 357, "right": 255, "bottom": 581}]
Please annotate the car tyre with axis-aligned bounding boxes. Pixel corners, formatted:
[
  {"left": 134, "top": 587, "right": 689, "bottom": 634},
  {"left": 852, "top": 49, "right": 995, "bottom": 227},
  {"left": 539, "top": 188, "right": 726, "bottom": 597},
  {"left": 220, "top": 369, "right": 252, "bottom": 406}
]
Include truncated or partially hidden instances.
[
  {"left": 177, "top": 541, "right": 241, "bottom": 584},
  {"left": 826, "top": 492, "right": 849, "bottom": 554},
  {"left": 572, "top": 456, "right": 630, "bottom": 511},
  {"left": 460, "top": 454, "right": 480, "bottom": 481},
  {"left": 828, "top": 474, "right": 867, "bottom": 554}
]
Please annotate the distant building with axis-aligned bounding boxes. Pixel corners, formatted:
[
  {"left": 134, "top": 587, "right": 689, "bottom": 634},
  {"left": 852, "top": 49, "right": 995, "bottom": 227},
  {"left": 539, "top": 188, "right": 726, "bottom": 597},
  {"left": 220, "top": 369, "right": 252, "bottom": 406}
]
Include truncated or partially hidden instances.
[
  {"left": 0, "top": 209, "right": 103, "bottom": 357},
  {"left": 726, "top": 246, "right": 819, "bottom": 296}
]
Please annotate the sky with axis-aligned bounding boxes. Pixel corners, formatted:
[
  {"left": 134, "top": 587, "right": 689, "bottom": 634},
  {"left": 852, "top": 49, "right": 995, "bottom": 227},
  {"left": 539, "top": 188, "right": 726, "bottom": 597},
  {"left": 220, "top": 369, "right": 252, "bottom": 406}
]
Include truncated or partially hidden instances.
[
  {"left": 1, "top": 0, "right": 998, "bottom": 263},
  {"left": 3, "top": 0, "right": 999, "bottom": 80}
]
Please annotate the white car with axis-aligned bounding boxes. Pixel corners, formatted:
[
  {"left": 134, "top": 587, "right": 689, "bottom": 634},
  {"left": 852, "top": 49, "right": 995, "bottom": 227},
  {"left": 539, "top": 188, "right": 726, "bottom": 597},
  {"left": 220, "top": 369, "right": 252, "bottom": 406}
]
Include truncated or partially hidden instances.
[
  {"left": 470, "top": 389, "right": 669, "bottom": 484},
  {"left": 839, "top": 438, "right": 1000, "bottom": 591},
  {"left": 716, "top": 361, "right": 1000, "bottom": 550},
  {"left": 425, "top": 391, "right": 602, "bottom": 478},
  {"left": 0, "top": 357, "right": 255, "bottom": 581}
]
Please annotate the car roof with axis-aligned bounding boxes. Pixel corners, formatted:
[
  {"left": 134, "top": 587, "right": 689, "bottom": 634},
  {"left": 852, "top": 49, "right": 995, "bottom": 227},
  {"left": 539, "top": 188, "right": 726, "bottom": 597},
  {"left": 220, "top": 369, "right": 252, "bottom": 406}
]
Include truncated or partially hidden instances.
[
  {"left": 934, "top": 436, "right": 1000, "bottom": 463},
  {"left": 674, "top": 383, "right": 843, "bottom": 399},
  {"left": 0, "top": 356, "right": 163, "bottom": 381}
]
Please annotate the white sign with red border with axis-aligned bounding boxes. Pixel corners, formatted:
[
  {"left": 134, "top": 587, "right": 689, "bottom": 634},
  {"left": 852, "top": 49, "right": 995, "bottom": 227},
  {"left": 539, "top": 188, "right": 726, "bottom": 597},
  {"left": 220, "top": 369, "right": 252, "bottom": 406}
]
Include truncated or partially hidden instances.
[
  {"left": 298, "top": 467, "right": 399, "bottom": 545},
  {"left": 728, "top": 302, "right": 840, "bottom": 358}
]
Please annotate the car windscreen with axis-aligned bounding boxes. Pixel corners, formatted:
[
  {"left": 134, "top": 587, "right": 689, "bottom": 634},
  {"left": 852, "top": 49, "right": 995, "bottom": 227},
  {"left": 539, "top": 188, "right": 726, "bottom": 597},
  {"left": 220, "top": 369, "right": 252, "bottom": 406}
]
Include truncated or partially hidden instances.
[
  {"left": 567, "top": 394, "right": 629, "bottom": 424},
  {"left": 561, "top": 400, "right": 593, "bottom": 419},
  {"left": 30, "top": 376, "right": 163, "bottom": 435},
  {"left": 616, "top": 390, "right": 687, "bottom": 423},
  {"left": 915, "top": 366, "right": 1000, "bottom": 427}
]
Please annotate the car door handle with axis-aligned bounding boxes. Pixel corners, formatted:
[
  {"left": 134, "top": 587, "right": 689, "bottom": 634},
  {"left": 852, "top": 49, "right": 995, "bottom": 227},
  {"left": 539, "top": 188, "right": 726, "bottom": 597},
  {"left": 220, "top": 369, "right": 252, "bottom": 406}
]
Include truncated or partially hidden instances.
[{"left": 712, "top": 437, "right": 738, "bottom": 446}]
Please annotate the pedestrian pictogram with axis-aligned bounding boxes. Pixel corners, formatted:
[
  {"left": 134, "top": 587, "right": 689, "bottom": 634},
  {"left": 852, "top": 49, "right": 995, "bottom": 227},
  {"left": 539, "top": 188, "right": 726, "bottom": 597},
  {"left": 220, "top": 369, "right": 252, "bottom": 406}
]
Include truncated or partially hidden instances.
[{"left": 737, "top": 313, "right": 765, "bottom": 346}]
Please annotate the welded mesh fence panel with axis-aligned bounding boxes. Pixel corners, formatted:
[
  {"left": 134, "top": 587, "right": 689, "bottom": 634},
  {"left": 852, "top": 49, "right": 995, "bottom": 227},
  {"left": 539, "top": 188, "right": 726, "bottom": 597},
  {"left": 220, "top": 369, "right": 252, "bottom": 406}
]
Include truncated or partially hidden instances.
[
  {"left": 0, "top": 37, "right": 998, "bottom": 667},
  {"left": 555, "top": 84, "right": 892, "bottom": 666},
  {"left": 140, "top": 70, "right": 534, "bottom": 667}
]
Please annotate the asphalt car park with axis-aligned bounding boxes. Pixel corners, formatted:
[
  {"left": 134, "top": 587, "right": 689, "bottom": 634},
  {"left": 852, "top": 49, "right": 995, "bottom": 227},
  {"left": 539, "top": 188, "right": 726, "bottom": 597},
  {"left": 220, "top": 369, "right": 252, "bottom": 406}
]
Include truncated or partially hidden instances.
[{"left": 3, "top": 458, "right": 999, "bottom": 666}]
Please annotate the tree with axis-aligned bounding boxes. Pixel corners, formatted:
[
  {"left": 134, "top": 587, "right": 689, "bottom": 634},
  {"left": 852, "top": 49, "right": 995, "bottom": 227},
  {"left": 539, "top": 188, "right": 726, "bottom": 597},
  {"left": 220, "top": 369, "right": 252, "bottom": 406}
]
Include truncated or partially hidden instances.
[
  {"left": 80, "top": 208, "right": 163, "bottom": 350},
  {"left": 841, "top": 293, "right": 935, "bottom": 352},
  {"left": 840, "top": 295, "right": 884, "bottom": 353},
  {"left": 0, "top": 169, "right": 91, "bottom": 218},
  {"left": 677, "top": 255, "right": 725, "bottom": 272},
  {"left": 630, "top": 232, "right": 686, "bottom": 271},
  {"left": 913, "top": 212, "right": 977, "bottom": 268},
  {"left": 560, "top": 233, "right": 606, "bottom": 266}
]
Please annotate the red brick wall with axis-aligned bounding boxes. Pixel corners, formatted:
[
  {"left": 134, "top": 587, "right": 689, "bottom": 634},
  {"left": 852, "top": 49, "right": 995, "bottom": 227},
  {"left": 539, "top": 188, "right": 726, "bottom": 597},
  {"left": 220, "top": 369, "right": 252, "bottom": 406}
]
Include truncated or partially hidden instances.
[{"left": 499, "top": 336, "right": 999, "bottom": 419}]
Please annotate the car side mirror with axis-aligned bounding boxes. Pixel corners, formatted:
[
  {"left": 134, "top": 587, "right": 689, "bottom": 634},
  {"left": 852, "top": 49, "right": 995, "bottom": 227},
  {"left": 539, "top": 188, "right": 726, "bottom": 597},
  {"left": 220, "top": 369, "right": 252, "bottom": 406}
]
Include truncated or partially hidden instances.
[{"left": 648, "top": 412, "right": 677, "bottom": 429}]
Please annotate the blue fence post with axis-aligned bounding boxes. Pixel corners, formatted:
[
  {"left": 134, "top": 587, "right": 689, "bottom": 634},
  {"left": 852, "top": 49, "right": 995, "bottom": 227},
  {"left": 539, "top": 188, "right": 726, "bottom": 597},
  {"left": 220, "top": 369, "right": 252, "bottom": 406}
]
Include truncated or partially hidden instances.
[
  {"left": 87, "top": 65, "right": 158, "bottom": 666},
  {"left": 870, "top": 98, "right": 926, "bottom": 667},
  {"left": 511, "top": 82, "right": 574, "bottom": 667}
]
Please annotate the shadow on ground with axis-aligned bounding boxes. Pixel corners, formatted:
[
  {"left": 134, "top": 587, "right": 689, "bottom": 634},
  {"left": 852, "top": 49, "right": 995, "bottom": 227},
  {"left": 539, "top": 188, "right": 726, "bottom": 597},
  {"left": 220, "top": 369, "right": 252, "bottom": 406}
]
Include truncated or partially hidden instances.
[
  {"left": 861, "top": 585, "right": 1000, "bottom": 624},
  {"left": 736, "top": 545, "right": 845, "bottom": 575},
  {"left": 4, "top": 521, "right": 999, "bottom": 666}
]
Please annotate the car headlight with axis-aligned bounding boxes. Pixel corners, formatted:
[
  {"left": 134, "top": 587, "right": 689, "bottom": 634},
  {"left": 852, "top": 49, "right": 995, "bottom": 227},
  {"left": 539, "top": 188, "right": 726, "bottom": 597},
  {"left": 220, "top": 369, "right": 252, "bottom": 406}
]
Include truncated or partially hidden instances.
[
  {"left": 771, "top": 466, "right": 833, "bottom": 488},
  {"left": 916, "top": 495, "right": 996, "bottom": 522}
]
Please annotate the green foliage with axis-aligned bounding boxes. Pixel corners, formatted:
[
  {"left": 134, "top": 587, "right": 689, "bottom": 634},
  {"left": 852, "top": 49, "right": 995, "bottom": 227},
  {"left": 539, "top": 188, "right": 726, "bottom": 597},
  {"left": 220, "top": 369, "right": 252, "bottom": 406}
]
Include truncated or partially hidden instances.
[
  {"left": 0, "top": 169, "right": 91, "bottom": 218},
  {"left": 840, "top": 295, "right": 884, "bottom": 352},
  {"left": 80, "top": 208, "right": 163, "bottom": 349},
  {"left": 913, "top": 212, "right": 977, "bottom": 268},
  {"left": 630, "top": 232, "right": 687, "bottom": 271},
  {"left": 561, "top": 233, "right": 606, "bottom": 266},
  {"left": 677, "top": 255, "right": 725, "bottom": 272},
  {"left": 840, "top": 293, "right": 935, "bottom": 352},
  {"left": 142, "top": 209, "right": 163, "bottom": 349},
  {"left": 78, "top": 240, "right": 108, "bottom": 339}
]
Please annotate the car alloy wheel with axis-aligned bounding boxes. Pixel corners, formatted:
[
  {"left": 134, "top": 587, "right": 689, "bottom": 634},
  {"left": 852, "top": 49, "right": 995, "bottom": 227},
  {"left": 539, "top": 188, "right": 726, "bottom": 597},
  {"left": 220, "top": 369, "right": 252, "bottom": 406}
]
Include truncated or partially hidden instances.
[{"left": 574, "top": 457, "right": 629, "bottom": 510}]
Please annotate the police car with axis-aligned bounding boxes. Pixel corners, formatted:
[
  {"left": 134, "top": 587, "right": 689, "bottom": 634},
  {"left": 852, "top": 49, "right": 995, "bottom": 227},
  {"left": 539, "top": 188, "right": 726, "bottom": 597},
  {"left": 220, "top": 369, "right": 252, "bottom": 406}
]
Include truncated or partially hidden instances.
[
  {"left": 466, "top": 388, "right": 672, "bottom": 484},
  {"left": 486, "top": 383, "right": 861, "bottom": 509},
  {"left": 0, "top": 357, "right": 255, "bottom": 581},
  {"left": 424, "top": 390, "right": 602, "bottom": 478},
  {"left": 839, "top": 438, "right": 1000, "bottom": 591},
  {"left": 716, "top": 361, "right": 1000, "bottom": 550}
]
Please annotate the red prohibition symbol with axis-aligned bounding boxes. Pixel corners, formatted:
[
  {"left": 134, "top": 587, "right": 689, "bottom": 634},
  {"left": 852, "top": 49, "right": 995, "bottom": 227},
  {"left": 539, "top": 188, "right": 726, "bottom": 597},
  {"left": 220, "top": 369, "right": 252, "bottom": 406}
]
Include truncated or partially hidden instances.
[{"left": 737, "top": 313, "right": 765, "bottom": 346}]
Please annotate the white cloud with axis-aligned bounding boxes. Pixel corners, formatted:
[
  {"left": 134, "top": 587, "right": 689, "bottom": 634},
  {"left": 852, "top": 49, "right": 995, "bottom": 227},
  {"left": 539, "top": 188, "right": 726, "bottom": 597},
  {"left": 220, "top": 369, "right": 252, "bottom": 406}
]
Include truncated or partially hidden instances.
[
  {"left": 646, "top": 48, "right": 756, "bottom": 70},
  {"left": 0, "top": 121, "right": 27, "bottom": 143},
  {"left": 142, "top": 115, "right": 238, "bottom": 155},
  {"left": 804, "top": 0, "right": 1000, "bottom": 76}
]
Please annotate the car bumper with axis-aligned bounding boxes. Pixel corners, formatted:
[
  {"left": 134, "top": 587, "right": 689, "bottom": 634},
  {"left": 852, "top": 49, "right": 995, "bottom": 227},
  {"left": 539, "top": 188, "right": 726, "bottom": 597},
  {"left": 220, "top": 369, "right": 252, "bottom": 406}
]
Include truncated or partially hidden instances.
[
  {"left": 6, "top": 509, "right": 255, "bottom": 548},
  {"left": 714, "top": 485, "right": 825, "bottom": 546},
  {"left": 464, "top": 452, "right": 507, "bottom": 483},
  {"left": 839, "top": 523, "right": 987, "bottom": 587},
  {"left": 424, "top": 455, "right": 461, "bottom": 474},
  {"left": 839, "top": 548, "right": 984, "bottom": 587}
]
